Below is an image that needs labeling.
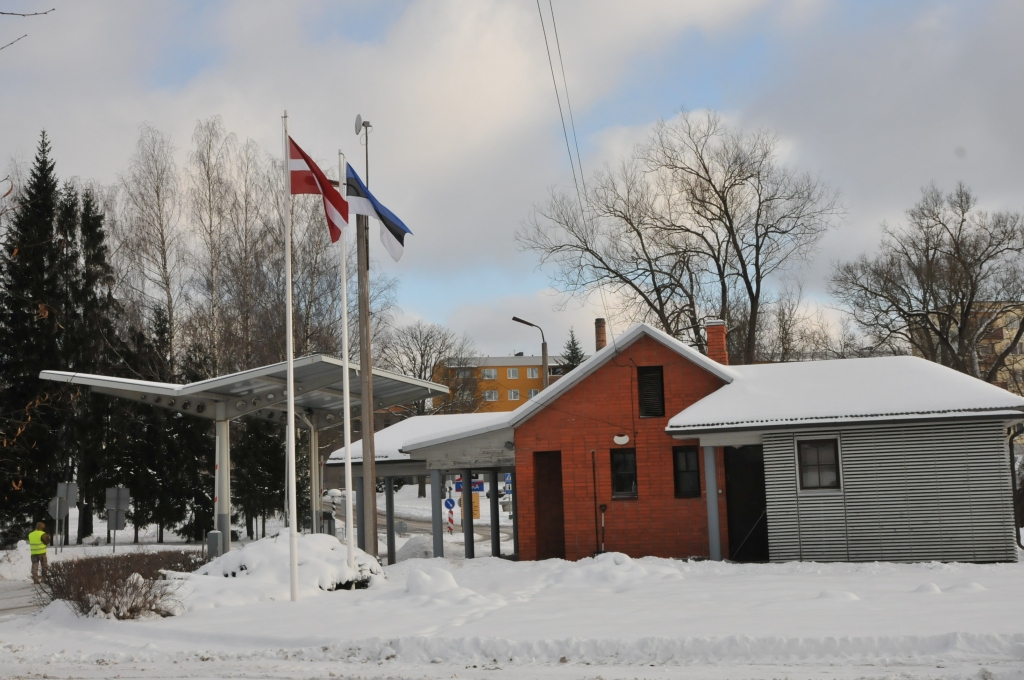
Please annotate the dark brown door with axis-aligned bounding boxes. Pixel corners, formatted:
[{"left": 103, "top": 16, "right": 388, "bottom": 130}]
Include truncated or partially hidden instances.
[{"left": 533, "top": 451, "right": 566, "bottom": 559}]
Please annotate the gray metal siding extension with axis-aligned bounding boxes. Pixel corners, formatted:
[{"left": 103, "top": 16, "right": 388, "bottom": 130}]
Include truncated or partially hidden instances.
[{"left": 763, "top": 421, "right": 1017, "bottom": 563}]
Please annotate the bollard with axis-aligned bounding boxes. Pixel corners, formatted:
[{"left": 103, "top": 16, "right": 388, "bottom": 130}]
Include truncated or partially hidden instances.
[{"left": 207, "top": 530, "right": 222, "bottom": 560}]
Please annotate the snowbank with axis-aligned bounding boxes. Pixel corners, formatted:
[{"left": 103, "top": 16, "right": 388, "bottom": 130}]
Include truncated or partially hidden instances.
[
  {"left": 179, "top": 534, "right": 382, "bottom": 610},
  {"left": 0, "top": 541, "right": 30, "bottom": 581}
]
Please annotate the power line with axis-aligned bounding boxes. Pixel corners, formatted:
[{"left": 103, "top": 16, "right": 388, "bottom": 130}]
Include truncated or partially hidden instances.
[
  {"left": 534, "top": 1, "right": 617, "bottom": 349},
  {"left": 535, "top": 0, "right": 585, "bottom": 219},
  {"left": 547, "top": 0, "right": 587, "bottom": 197}
]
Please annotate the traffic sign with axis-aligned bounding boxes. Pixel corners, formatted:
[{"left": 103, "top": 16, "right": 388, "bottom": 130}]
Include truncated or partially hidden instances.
[
  {"left": 47, "top": 496, "right": 69, "bottom": 519},
  {"left": 454, "top": 479, "right": 484, "bottom": 492},
  {"left": 106, "top": 487, "right": 130, "bottom": 511},
  {"left": 444, "top": 498, "right": 455, "bottom": 510},
  {"left": 57, "top": 482, "right": 78, "bottom": 507}
]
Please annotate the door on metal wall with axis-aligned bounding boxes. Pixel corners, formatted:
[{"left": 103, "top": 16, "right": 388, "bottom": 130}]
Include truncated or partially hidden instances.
[
  {"left": 724, "top": 445, "right": 769, "bottom": 562},
  {"left": 533, "top": 451, "right": 566, "bottom": 560}
]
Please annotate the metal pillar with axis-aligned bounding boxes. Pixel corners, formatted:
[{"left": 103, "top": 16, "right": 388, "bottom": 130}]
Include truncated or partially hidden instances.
[
  {"left": 355, "top": 475, "right": 365, "bottom": 551},
  {"left": 357, "top": 212, "right": 378, "bottom": 557},
  {"left": 215, "top": 419, "right": 231, "bottom": 554},
  {"left": 703, "top": 446, "right": 722, "bottom": 561},
  {"left": 488, "top": 469, "right": 500, "bottom": 557},
  {"left": 430, "top": 468, "right": 444, "bottom": 558},
  {"left": 309, "top": 427, "right": 319, "bottom": 533},
  {"left": 462, "top": 468, "right": 474, "bottom": 559},
  {"left": 510, "top": 470, "right": 519, "bottom": 558},
  {"left": 385, "top": 477, "right": 396, "bottom": 565}
]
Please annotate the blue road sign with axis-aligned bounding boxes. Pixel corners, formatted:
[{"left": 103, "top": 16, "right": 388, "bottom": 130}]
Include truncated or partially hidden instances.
[
  {"left": 444, "top": 498, "right": 455, "bottom": 510},
  {"left": 454, "top": 479, "right": 484, "bottom": 492}
]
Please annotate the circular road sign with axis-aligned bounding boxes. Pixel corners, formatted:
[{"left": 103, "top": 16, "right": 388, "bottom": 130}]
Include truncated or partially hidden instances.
[{"left": 444, "top": 498, "right": 455, "bottom": 510}]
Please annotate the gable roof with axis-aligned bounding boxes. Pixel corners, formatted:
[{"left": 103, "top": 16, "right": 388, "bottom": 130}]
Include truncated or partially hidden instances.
[
  {"left": 402, "top": 323, "right": 732, "bottom": 452},
  {"left": 666, "top": 355, "right": 1024, "bottom": 435}
]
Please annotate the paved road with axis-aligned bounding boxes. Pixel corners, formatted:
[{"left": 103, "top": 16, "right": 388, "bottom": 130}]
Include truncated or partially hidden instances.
[{"left": 0, "top": 581, "right": 40, "bottom": 617}]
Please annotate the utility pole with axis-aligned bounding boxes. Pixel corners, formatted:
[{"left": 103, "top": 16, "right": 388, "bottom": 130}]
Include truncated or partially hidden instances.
[{"left": 356, "top": 116, "right": 378, "bottom": 557}]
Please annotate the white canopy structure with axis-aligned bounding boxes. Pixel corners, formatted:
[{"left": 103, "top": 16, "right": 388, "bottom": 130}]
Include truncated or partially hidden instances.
[{"left": 40, "top": 354, "right": 447, "bottom": 555}]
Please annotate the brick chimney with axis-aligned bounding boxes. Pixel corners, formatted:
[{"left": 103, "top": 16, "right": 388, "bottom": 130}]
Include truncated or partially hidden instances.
[
  {"left": 705, "top": 319, "right": 728, "bottom": 365},
  {"left": 595, "top": 318, "right": 607, "bottom": 351}
]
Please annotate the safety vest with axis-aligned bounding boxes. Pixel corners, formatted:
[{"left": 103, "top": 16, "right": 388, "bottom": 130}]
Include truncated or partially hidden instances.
[{"left": 28, "top": 530, "right": 47, "bottom": 556}]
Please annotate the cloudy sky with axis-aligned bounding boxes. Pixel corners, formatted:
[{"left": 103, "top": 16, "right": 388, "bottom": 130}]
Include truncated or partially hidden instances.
[{"left": 2, "top": 0, "right": 1022, "bottom": 355}]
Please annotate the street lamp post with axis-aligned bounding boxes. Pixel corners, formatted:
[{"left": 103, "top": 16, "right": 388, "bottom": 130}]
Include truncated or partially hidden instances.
[{"left": 512, "top": 316, "right": 548, "bottom": 389}]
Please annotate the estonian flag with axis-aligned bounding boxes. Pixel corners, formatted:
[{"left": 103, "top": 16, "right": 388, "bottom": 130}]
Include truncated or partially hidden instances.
[{"left": 345, "top": 163, "right": 412, "bottom": 262}]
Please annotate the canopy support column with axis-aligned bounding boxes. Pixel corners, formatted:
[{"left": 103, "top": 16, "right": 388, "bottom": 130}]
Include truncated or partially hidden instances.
[
  {"left": 488, "top": 469, "right": 500, "bottom": 557},
  {"left": 385, "top": 477, "right": 396, "bottom": 565},
  {"left": 309, "top": 426, "right": 320, "bottom": 533},
  {"left": 430, "top": 468, "right": 444, "bottom": 558},
  {"left": 355, "top": 475, "right": 365, "bottom": 550},
  {"left": 462, "top": 468, "right": 474, "bottom": 559},
  {"left": 703, "top": 446, "right": 722, "bottom": 561},
  {"left": 215, "top": 418, "right": 231, "bottom": 553},
  {"left": 511, "top": 470, "right": 519, "bottom": 559}
]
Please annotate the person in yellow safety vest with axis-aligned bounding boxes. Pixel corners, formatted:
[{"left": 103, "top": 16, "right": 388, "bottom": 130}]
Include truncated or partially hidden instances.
[{"left": 28, "top": 522, "right": 50, "bottom": 584}]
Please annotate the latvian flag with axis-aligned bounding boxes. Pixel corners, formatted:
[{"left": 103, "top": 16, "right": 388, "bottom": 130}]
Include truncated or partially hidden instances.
[
  {"left": 289, "top": 137, "right": 348, "bottom": 242},
  {"left": 344, "top": 163, "right": 413, "bottom": 262}
]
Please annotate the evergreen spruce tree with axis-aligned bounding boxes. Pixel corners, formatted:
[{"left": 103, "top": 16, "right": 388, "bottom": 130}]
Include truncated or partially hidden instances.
[
  {"left": 0, "top": 132, "right": 69, "bottom": 543},
  {"left": 561, "top": 328, "right": 586, "bottom": 371}
]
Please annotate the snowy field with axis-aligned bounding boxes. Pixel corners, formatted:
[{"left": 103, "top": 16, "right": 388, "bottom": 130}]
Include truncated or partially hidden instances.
[{"left": 1, "top": 528, "right": 1023, "bottom": 679}]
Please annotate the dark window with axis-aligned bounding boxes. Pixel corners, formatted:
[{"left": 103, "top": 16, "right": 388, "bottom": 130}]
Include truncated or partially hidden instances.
[
  {"left": 673, "top": 446, "right": 701, "bottom": 498},
  {"left": 611, "top": 448, "right": 638, "bottom": 498},
  {"left": 637, "top": 366, "right": 665, "bottom": 418},
  {"left": 798, "top": 439, "right": 840, "bottom": 490}
]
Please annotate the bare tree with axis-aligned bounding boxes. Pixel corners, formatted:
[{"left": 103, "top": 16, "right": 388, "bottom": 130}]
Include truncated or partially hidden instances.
[
  {"left": 377, "top": 320, "right": 479, "bottom": 416},
  {"left": 518, "top": 160, "right": 709, "bottom": 349},
  {"left": 830, "top": 182, "right": 1024, "bottom": 382},
  {"left": 519, "top": 110, "right": 841, "bottom": 363},
  {"left": 118, "top": 125, "right": 186, "bottom": 371},
  {"left": 642, "top": 110, "right": 842, "bottom": 363},
  {"left": 186, "top": 117, "right": 235, "bottom": 376}
]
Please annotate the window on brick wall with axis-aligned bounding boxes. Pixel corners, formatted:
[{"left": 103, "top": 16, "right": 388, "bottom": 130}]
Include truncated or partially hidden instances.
[
  {"left": 508, "top": 368, "right": 519, "bottom": 379},
  {"left": 481, "top": 368, "right": 497, "bottom": 380},
  {"left": 611, "top": 448, "right": 638, "bottom": 498},
  {"left": 528, "top": 389, "right": 539, "bottom": 399},
  {"left": 527, "top": 367, "right": 539, "bottom": 379},
  {"left": 672, "top": 446, "right": 701, "bottom": 498},
  {"left": 636, "top": 366, "right": 665, "bottom": 417},
  {"left": 797, "top": 439, "right": 840, "bottom": 490},
  {"left": 508, "top": 389, "right": 520, "bottom": 400},
  {"left": 482, "top": 390, "right": 498, "bottom": 401}
]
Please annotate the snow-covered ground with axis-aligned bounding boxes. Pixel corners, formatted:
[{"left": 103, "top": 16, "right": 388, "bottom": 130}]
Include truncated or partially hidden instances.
[{"left": 1, "top": 532, "right": 1023, "bottom": 679}]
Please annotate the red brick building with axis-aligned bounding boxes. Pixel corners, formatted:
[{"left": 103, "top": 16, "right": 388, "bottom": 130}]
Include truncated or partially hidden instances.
[{"left": 403, "top": 320, "right": 1023, "bottom": 564}]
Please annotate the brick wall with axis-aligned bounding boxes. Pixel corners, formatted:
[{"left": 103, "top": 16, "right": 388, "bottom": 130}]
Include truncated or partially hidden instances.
[{"left": 514, "top": 334, "right": 730, "bottom": 561}]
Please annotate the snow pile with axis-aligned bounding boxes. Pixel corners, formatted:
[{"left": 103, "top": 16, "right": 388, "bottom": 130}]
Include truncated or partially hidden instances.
[
  {"left": 395, "top": 535, "right": 432, "bottom": 561},
  {"left": 180, "top": 534, "right": 382, "bottom": 610},
  {"left": 0, "top": 541, "right": 30, "bottom": 581}
]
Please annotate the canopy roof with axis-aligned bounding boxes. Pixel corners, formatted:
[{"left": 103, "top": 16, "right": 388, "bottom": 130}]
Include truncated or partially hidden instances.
[
  {"left": 40, "top": 354, "right": 448, "bottom": 429},
  {"left": 326, "top": 413, "right": 508, "bottom": 464},
  {"left": 666, "top": 355, "right": 1024, "bottom": 435}
]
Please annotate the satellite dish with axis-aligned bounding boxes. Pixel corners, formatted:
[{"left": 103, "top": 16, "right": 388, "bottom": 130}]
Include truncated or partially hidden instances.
[{"left": 354, "top": 114, "right": 363, "bottom": 136}]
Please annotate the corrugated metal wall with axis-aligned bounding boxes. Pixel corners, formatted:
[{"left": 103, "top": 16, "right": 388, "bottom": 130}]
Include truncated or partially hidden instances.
[{"left": 764, "top": 420, "right": 1017, "bottom": 563}]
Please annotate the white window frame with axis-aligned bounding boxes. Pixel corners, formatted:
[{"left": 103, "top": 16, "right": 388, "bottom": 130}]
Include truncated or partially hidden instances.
[
  {"left": 481, "top": 368, "right": 497, "bottom": 380},
  {"left": 482, "top": 390, "right": 499, "bottom": 402},
  {"left": 508, "top": 389, "right": 520, "bottom": 401},
  {"left": 794, "top": 434, "right": 843, "bottom": 495},
  {"left": 507, "top": 368, "right": 519, "bottom": 380},
  {"left": 528, "top": 389, "right": 540, "bottom": 399},
  {"left": 527, "top": 367, "right": 539, "bottom": 379}
]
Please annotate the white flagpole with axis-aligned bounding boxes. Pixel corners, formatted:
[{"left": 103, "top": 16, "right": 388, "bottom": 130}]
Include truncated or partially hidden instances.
[
  {"left": 339, "top": 151, "right": 355, "bottom": 571},
  {"left": 282, "top": 111, "right": 300, "bottom": 601}
]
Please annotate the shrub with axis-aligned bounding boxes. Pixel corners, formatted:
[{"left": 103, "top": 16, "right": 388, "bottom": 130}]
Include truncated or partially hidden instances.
[{"left": 36, "top": 550, "right": 204, "bottom": 619}]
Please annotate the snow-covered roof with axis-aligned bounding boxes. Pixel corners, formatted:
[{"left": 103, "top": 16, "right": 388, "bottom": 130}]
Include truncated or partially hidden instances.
[
  {"left": 327, "top": 413, "right": 508, "bottom": 464},
  {"left": 666, "top": 355, "right": 1024, "bottom": 434},
  {"left": 402, "top": 323, "right": 734, "bottom": 452}
]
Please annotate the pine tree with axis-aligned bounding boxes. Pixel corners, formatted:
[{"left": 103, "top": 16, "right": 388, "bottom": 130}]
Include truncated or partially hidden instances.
[
  {"left": 0, "top": 132, "right": 67, "bottom": 543},
  {"left": 561, "top": 328, "right": 586, "bottom": 371}
]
